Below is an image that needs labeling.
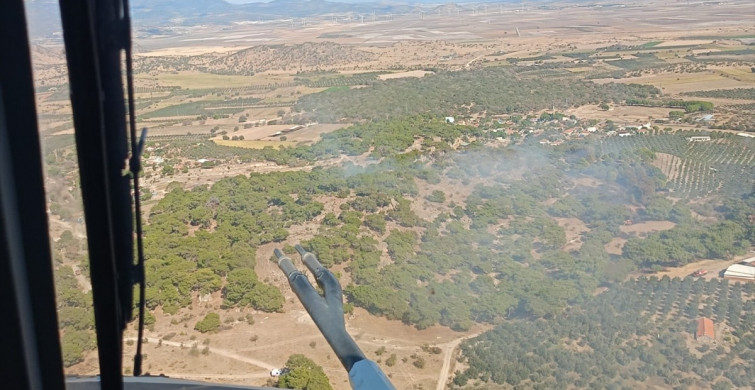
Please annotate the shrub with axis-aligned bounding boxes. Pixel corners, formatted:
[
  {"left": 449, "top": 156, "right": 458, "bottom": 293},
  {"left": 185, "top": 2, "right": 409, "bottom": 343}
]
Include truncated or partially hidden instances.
[
  {"left": 426, "top": 190, "right": 446, "bottom": 203},
  {"left": 386, "top": 354, "right": 397, "bottom": 367},
  {"left": 194, "top": 313, "right": 220, "bottom": 333}
]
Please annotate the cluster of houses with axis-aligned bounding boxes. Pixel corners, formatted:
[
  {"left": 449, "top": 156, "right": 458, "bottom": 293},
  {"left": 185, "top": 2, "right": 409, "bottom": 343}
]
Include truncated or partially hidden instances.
[
  {"left": 528, "top": 116, "right": 658, "bottom": 146},
  {"left": 448, "top": 111, "right": 755, "bottom": 145}
]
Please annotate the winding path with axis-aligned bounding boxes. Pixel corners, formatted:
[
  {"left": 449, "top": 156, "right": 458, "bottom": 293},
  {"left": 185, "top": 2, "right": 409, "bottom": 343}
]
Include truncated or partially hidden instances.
[
  {"left": 465, "top": 54, "right": 485, "bottom": 68},
  {"left": 125, "top": 337, "right": 277, "bottom": 371},
  {"left": 128, "top": 326, "right": 487, "bottom": 390},
  {"left": 435, "top": 330, "right": 487, "bottom": 390}
]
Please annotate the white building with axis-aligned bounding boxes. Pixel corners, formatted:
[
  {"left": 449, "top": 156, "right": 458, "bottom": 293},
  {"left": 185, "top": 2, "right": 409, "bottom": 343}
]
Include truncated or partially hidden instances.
[{"left": 723, "top": 258, "right": 755, "bottom": 282}]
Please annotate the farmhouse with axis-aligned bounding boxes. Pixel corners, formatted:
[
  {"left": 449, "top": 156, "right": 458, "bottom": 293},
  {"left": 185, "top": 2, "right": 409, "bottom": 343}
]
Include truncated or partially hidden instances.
[
  {"left": 283, "top": 125, "right": 304, "bottom": 133},
  {"left": 696, "top": 317, "right": 715, "bottom": 342},
  {"left": 723, "top": 257, "right": 755, "bottom": 282},
  {"left": 737, "top": 132, "right": 755, "bottom": 138},
  {"left": 686, "top": 136, "right": 711, "bottom": 142}
]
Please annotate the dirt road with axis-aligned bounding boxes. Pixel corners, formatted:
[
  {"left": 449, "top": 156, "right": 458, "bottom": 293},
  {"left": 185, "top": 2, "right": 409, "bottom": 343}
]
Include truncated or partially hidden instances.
[
  {"left": 435, "top": 329, "right": 488, "bottom": 390},
  {"left": 150, "top": 372, "right": 271, "bottom": 380},
  {"left": 653, "top": 256, "right": 748, "bottom": 280},
  {"left": 465, "top": 54, "right": 485, "bottom": 68},
  {"left": 125, "top": 337, "right": 277, "bottom": 371}
]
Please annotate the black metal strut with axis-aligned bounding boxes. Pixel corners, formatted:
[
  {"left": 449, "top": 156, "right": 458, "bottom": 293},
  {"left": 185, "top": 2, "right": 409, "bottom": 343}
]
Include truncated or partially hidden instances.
[
  {"left": 58, "top": 0, "right": 135, "bottom": 388},
  {"left": 0, "top": 1, "right": 66, "bottom": 388}
]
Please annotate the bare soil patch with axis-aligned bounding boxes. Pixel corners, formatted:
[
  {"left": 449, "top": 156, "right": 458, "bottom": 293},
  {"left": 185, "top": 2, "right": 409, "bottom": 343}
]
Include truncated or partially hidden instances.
[
  {"left": 95, "top": 294, "right": 484, "bottom": 390},
  {"left": 568, "top": 104, "right": 674, "bottom": 123},
  {"left": 653, "top": 153, "right": 682, "bottom": 181},
  {"left": 554, "top": 217, "right": 590, "bottom": 252},
  {"left": 258, "top": 123, "right": 349, "bottom": 144},
  {"left": 378, "top": 70, "right": 434, "bottom": 80},
  {"left": 605, "top": 237, "right": 627, "bottom": 256},
  {"left": 605, "top": 220, "right": 676, "bottom": 256},
  {"left": 619, "top": 220, "right": 676, "bottom": 236},
  {"left": 572, "top": 177, "right": 602, "bottom": 188}
]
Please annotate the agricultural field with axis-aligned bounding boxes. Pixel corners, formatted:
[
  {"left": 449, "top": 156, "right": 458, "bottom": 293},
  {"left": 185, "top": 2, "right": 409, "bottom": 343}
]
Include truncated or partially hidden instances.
[
  {"left": 456, "top": 277, "right": 755, "bottom": 389},
  {"left": 593, "top": 71, "right": 751, "bottom": 95},
  {"left": 683, "top": 88, "right": 755, "bottom": 100},
  {"left": 598, "top": 133, "right": 755, "bottom": 198},
  {"left": 156, "top": 72, "right": 264, "bottom": 90}
]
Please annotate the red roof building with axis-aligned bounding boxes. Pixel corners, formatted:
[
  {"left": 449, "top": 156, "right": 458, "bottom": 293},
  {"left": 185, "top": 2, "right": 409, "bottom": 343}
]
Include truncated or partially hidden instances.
[{"left": 696, "top": 317, "right": 714, "bottom": 341}]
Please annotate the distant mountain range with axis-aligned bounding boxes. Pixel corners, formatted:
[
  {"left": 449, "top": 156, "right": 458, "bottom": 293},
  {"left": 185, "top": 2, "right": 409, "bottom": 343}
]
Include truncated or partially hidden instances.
[
  {"left": 129, "top": 0, "right": 413, "bottom": 23},
  {"left": 24, "top": 0, "right": 533, "bottom": 39}
]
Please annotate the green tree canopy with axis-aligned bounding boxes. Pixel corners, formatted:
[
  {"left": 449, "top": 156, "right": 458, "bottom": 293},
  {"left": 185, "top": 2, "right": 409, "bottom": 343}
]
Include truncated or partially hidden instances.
[
  {"left": 194, "top": 312, "right": 220, "bottom": 333},
  {"left": 277, "top": 354, "right": 332, "bottom": 390}
]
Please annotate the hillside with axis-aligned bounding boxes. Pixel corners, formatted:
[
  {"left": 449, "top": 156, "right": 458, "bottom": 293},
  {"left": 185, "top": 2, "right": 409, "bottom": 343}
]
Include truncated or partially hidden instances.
[
  {"left": 211, "top": 42, "right": 378, "bottom": 74},
  {"left": 133, "top": 42, "right": 377, "bottom": 75}
]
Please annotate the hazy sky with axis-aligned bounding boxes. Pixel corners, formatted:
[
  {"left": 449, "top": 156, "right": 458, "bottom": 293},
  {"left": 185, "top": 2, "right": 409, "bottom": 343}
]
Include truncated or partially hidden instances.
[
  {"left": 225, "top": 0, "right": 368, "bottom": 3},
  {"left": 224, "top": 0, "right": 419, "bottom": 3}
]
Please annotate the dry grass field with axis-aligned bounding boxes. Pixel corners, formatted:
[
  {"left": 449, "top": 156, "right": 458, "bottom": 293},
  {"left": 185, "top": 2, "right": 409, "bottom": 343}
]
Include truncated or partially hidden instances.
[
  {"left": 568, "top": 104, "right": 676, "bottom": 123},
  {"left": 156, "top": 72, "right": 263, "bottom": 89},
  {"left": 593, "top": 71, "right": 754, "bottom": 94},
  {"left": 213, "top": 139, "right": 298, "bottom": 149}
]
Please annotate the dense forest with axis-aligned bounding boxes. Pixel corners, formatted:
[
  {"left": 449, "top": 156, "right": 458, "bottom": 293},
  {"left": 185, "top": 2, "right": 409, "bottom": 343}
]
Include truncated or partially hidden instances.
[
  {"left": 55, "top": 265, "right": 96, "bottom": 367},
  {"left": 455, "top": 277, "right": 755, "bottom": 389},
  {"left": 294, "top": 67, "right": 660, "bottom": 122}
]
